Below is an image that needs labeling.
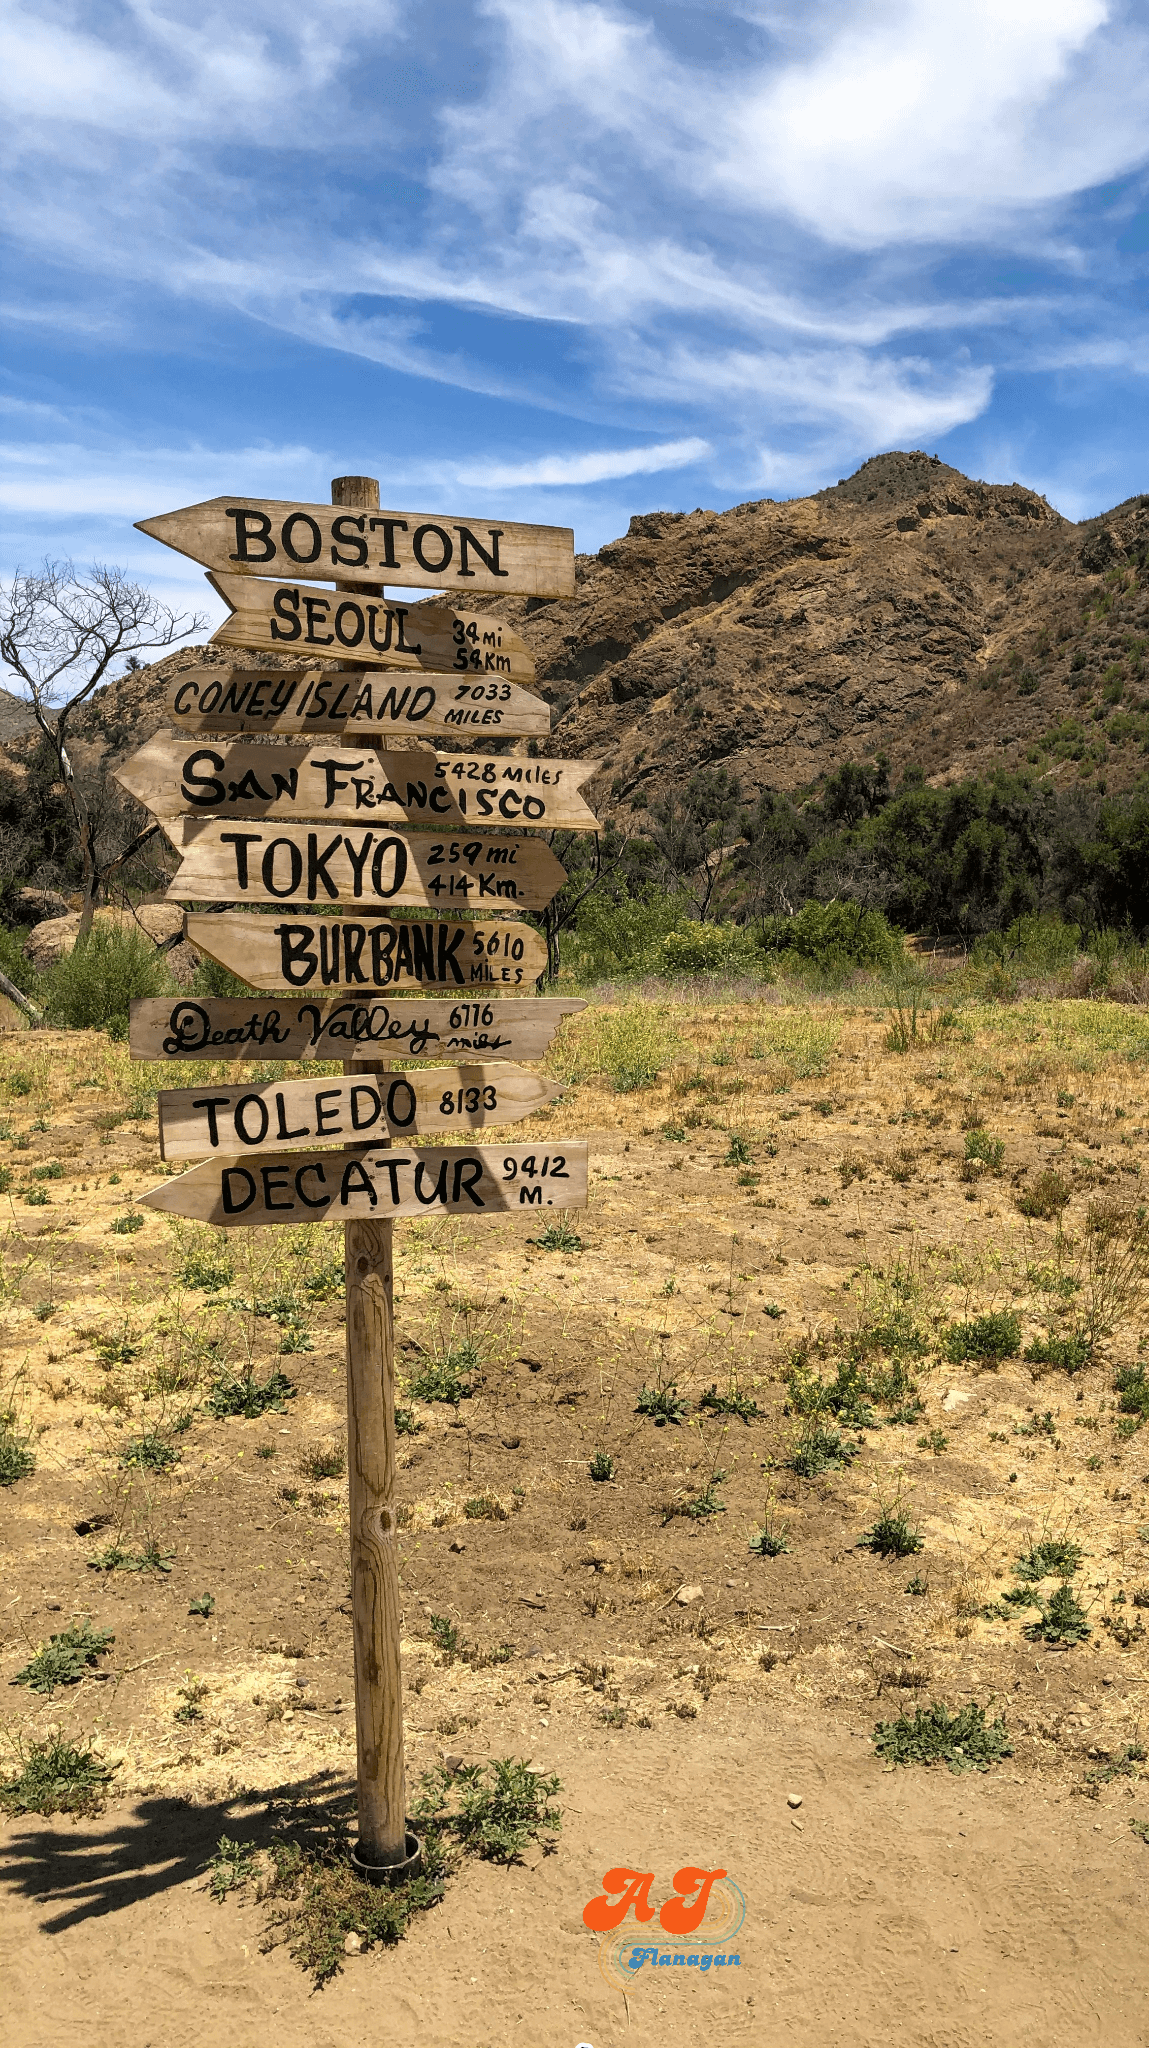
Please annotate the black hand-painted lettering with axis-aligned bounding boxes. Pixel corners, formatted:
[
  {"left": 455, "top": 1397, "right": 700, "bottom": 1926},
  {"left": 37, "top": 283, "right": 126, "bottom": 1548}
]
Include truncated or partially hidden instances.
[
  {"left": 330, "top": 513, "right": 368, "bottom": 567},
  {"left": 227, "top": 508, "right": 275, "bottom": 563},
  {"left": 220, "top": 832, "right": 262, "bottom": 889},
  {"left": 191, "top": 1096, "right": 231, "bottom": 1147}
]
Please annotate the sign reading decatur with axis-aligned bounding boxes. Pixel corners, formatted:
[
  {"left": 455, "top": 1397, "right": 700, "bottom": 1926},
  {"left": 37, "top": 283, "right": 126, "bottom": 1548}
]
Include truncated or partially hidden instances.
[
  {"left": 117, "top": 736, "right": 600, "bottom": 830},
  {"left": 129, "top": 993, "right": 584, "bottom": 1062},
  {"left": 156, "top": 1064, "right": 560, "bottom": 1160},
  {"left": 137, "top": 497, "right": 575, "bottom": 597},
  {"left": 186, "top": 912, "right": 547, "bottom": 991},
  {"left": 140, "top": 1139, "right": 589, "bottom": 1227},
  {"left": 164, "top": 665, "right": 551, "bottom": 738},
  {"left": 165, "top": 821, "right": 568, "bottom": 911}
]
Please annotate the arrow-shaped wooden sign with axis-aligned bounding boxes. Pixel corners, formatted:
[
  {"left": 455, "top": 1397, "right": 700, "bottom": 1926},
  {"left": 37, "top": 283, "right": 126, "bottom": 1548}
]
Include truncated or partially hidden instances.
[
  {"left": 117, "top": 735, "right": 600, "bottom": 831},
  {"left": 139, "top": 1139, "right": 588, "bottom": 1226},
  {"left": 186, "top": 911, "right": 547, "bottom": 991},
  {"left": 157, "top": 1064, "right": 560, "bottom": 1161},
  {"left": 208, "top": 576, "right": 539, "bottom": 682},
  {"left": 129, "top": 993, "right": 584, "bottom": 1062},
  {"left": 165, "top": 821, "right": 568, "bottom": 911},
  {"left": 137, "top": 496, "right": 574, "bottom": 598},
  {"left": 163, "top": 665, "right": 552, "bottom": 739}
]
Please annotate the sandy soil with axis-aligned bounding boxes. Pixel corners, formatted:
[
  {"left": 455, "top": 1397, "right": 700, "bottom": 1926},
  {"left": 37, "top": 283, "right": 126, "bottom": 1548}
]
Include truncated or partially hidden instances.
[{"left": 1, "top": 999, "right": 1147, "bottom": 2044}]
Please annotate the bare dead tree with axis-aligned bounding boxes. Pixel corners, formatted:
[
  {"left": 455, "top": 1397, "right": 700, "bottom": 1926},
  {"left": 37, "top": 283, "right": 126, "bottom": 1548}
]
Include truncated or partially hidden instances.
[{"left": 0, "top": 561, "right": 205, "bottom": 938}]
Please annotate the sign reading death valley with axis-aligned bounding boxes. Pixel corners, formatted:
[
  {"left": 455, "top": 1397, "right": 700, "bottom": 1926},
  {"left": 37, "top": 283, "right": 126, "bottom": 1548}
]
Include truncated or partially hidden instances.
[
  {"left": 165, "top": 665, "right": 550, "bottom": 738},
  {"left": 166, "top": 821, "right": 567, "bottom": 911},
  {"left": 137, "top": 497, "right": 575, "bottom": 598},
  {"left": 140, "top": 1140, "right": 589, "bottom": 1227},
  {"left": 157, "top": 1065, "right": 559, "bottom": 1161},
  {"left": 209, "top": 576, "right": 539, "bottom": 681},
  {"left": 117, "top": 735, "right": 600, "bottom": 831},
  {"left": 129, "top": 993, "right": 584, "bottom": 1062},
  {"left": 186, "top": 911, "right": 547, "bottom": 991}
]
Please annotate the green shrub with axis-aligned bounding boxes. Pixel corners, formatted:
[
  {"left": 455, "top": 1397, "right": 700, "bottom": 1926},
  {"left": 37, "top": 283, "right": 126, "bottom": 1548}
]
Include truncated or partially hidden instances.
[
  {"left": 567, "top": 887, "right": 686, "bottom": 980},
  {"left": 414, "top": 1756, "right": 562, "bottom": 1865},
  {"left": 528, "top": 1218, "right": 583, "bottom": 1251},
  {"left": 0, "top": 1734, "right": 114, "bottom": 1817},
  {"left": 207, "top": 1368, "right": 296, "bottom": 1419},
  {"left": 41, "top": 924, "right": 175, "bottom": 1040},
  {"left": 119, "top": 1431, "right": 181, "bottom": 1471},
  {"left": 1024, "top": 1332, "right": 1092, "bottom": 1372},
  {"left": 760, "top": 900, "right": 903, "bottom": 972},
  {"left": 790, "top": 1418, "right": 862, "bottom": 1477},
  {"left": 655, "top": 922, "right": 759, "bottom": 977},
  {"left": 635, "top": 1382, "right": 688, "bottom": 1426},
  {"left": 0, "top": 1409, "right": 35, "bottom": 1487},
  {"left": 943, "top": 1311, "right": 1022, "bottom": 1364},
  {"left": 1013, "top": 1535, "right": 1084, "bottom": 1582},
  {"left": 1116, "top": 1362, "right": 1149, "bottom": 1422},
  {"left": 409, "top": 1342, "right": 481, "bottom": 1404},
  {"left": 589, "top": 1451, "right": 615, "bottom": 1481},
  {"left": 109, "top": 1210, "right": 144, "bottom": 1235},
  {"left": 12, "top": 1620, "right": 114, "bottom": 1694},
  {"left": 1016, "top": 1168, "right": 1070, "bottom": 1218},
  {"left": 964, "top": 1128, "right": 1005, "bottom": 1172},
  {"left": 872, "top": 1700, "right": 1012, "bottom": 1773},
  {"left": 1023, "top": 1584, "right": 1092, "bottom": 1644}
]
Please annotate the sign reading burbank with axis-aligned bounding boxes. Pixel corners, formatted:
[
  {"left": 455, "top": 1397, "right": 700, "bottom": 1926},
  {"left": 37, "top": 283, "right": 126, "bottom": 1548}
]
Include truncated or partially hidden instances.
[
  {"left": 165, "top": 821, "right": 567, "bottom": 911},
  {"left": 140, "top": 1140, "right": 588, "bottom": 1226},
  {"left": 208, "top": 578, "right": 539, "bottom": 681},
  {"left": 185, "top": 912, "right": 547, "bottom": 990},
  {"left": 164, "top": 666, "right": 550, "bottom": 737},
  {"left": 116, "top": 735, "right": 600, "bottom": 830},
  {"left": 137, "top": 497, "right": 575, "bottom": 597},
  {"left": 157, "top": 1064, "right": 560, "bottom": 1160},
  {"left": 128, "top": 994, "right": 584, "bottom": 1062}
]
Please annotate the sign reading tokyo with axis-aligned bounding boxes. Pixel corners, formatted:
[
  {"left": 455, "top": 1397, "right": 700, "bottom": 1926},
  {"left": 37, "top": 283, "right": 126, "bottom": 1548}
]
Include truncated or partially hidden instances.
[
  {"left": 137, "top": 497, "right": 575, "bottom": 597},
  {"left": 165, "top": 821, "right": 568, "bottom": 911}
]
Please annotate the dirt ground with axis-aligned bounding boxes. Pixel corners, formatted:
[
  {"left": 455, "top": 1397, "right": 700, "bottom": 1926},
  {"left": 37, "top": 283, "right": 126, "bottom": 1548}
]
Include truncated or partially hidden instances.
[{"left": 1, "top": 992, "right": 1147, "bottom": 2045}]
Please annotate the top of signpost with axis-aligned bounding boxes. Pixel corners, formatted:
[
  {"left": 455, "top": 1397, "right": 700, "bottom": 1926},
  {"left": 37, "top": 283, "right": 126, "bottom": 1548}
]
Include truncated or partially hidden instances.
[{"left": 136, "top": 497, "right": 576, "bottom": 599}]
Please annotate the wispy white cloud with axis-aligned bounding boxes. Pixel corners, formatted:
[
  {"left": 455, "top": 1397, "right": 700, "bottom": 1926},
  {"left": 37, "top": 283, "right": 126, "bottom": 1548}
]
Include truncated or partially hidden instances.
[{"left": 454, "top": 439, "right": 711, "bottom": 486}]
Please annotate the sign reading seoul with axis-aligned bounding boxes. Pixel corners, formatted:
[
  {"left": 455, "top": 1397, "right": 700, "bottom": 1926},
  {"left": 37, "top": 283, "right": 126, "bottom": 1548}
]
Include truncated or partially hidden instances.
[{"left": 129, "top": 471, "right": 593, "bottom": 1886}]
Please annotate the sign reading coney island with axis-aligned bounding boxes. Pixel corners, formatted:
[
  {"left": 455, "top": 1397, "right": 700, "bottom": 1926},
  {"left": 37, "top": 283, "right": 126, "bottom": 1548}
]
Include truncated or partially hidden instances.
[
  {"left": 208, "top": 577, "right": 539, "bottom": 680},
  {"left": 137, "top": 497, "right": 575, "bottom": 597},
  {"left": 129, "top": 993, "right": 584, "bottom": 1062},
  {"left": 117, "top": 736, "right": 600, "bottom": 831},
  {"left": 186, "top": 911, "right": 547, "bottom": 991},
  {"left": 165, "top": 821, "right": 568, "bottom": 910},
  {"left": 164, "top": 666, "right": 550, "bottom": 738},
  {"left": 156, "top": 1064, "right": 560, "bottom": 1161},
  {"left": 140, "top": 1139, "right": 588, "bottom": 1226}
]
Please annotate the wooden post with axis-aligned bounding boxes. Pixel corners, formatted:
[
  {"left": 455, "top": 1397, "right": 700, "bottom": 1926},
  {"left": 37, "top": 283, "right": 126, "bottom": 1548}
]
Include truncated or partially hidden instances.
[{"left": 331, "top": 474, "right": 411, "bottom": 1876}]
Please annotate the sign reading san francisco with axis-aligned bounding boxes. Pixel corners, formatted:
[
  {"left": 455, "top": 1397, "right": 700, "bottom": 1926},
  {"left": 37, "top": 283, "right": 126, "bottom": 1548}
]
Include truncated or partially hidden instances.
[
  {"left": 117, "top": 735, "right": 600, "bottom": 830},
  {"left": 137, "top": 497, "right": 575, "bottom": 596}
]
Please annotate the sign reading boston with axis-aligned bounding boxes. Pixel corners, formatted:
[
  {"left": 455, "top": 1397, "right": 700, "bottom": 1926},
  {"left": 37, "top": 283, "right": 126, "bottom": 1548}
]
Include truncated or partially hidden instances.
[{"left": 138, "top": 498, "right": 574, "bottom": 597}]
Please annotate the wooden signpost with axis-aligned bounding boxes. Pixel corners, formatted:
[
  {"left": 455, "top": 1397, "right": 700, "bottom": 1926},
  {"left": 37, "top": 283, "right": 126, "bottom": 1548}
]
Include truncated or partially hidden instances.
[
  {"left": 131, "top": 472, "right": 590, "bottom": 1887},
  {"left": 128, "top": 993, "right": 585, "bottom": 1061},
  {"left": 137, "top": 496, "right": 575, "bottom": 597},
  {"left": 183, "top": 911, "right": 548, "bottom": 991},
  {"left": 116, "top": 734, "right": 600, "bottom": 830},
  {"left": 140, "top": 1139, "right": 588, "bottom": 1224},
  {"left": 206, "top": 578, "right": 541, "bottom": 680},
  {"left": 164, "top": 819, "right": 571, "bottom": 911},
  {"left": 161, "top": 665, "right": 553, "bottom": 737},
  {"left": 156, "top": 1066, "right": 562, "bottom": 1160}
]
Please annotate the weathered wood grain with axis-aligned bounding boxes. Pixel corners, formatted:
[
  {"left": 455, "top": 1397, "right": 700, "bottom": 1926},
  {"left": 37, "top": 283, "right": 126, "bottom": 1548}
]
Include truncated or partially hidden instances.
[
  {"left": 165, "top": 820, "right": 568, "bottom": 911},
  {"left": 137, "top": 496, "right": 575, "bottom": 597},
  {"left": 163, "top": 665, "right": 551, "bottom": 738},
  {"left": 116, "top": 733, "right": 601, "bottom": 830},
  {"left": 157, "top": 1064, "right": 560, "bottom": 1160},
  {"left": 129, "top": 992, "right": 585, "bottom": 1062},
  {"left": 138, "top": 1139, "right": 589, "bottom": 1225},
  {"left": 185, "top": 910, "right": 547, "bottom": 991},
  {"left": 209, "top": 576, "right": 540, "bottom": 683}
]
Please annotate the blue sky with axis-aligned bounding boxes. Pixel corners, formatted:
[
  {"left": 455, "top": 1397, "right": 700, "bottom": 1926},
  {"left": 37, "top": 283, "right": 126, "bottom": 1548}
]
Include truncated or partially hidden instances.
[{"left": 3, "top": 0, "right": 1149, "bottom": 634}]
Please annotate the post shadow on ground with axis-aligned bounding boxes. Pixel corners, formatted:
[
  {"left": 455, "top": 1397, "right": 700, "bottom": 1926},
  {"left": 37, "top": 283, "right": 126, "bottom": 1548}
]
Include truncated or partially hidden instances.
[{"left": 0, "top": 1769, "right": 356, "bottom": 1936}]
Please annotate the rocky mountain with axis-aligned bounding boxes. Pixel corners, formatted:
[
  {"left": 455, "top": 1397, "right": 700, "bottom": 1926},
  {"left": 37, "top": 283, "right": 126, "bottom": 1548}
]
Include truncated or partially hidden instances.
[{"left": 8, "top": 451, "right": 1149, "bottom": 860}]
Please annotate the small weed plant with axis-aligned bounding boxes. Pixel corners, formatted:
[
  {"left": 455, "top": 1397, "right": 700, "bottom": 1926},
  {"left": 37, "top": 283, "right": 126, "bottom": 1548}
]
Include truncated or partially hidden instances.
[
  {"left": 0, "top": 1735, "right": 114, "bottom": 1817},
  {"left": 408, "top": 1341, "right": 481, "bottom": 1405},
  {"left": 1023, "top": 1584, "right": 1092, "bottom": 1645},
  {"left": 636, "top": 1382, "right": 688, "bottom": 1426},
  {"left": 873, "top": 1700, "right": 1012, "bottom": 1773},
  {"left": 208, "top": 1367, "right": 297, "bottom": 1419},
  {"left": 528, "top": 1218, "right": 583, "bottom": 1252},
  {"left": 13, "top": 1621, "right": 114, "bottom": 1694},
  {"left": 944, "top": 1311, "right": 1022, "bottom": 1366},
  {"left": 698, "top": 1381, "right": 761, "bottom": 1423}
]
